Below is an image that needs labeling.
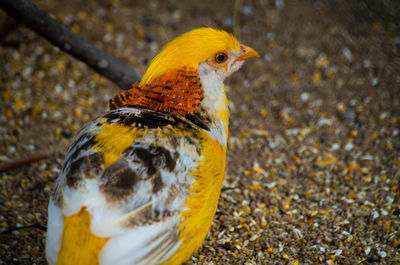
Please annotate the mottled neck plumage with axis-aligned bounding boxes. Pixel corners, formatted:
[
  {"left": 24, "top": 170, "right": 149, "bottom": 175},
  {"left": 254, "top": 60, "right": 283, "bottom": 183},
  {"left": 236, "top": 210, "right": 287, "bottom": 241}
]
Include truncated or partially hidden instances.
[{"left": 109, "top": 66, "right": 204, "bottom": 116}]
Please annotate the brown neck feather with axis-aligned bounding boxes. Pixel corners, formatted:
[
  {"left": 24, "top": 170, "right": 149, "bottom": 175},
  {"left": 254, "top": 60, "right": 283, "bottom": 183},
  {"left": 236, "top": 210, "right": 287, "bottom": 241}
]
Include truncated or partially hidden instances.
[{"left": 109, "top": 66, "right": 204, "bottom": 116}]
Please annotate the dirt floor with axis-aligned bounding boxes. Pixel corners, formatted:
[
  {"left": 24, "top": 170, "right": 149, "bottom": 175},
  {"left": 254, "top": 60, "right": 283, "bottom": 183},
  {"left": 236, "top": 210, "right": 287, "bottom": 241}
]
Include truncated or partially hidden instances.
[{"left": 1, "top": 0, "right": 399, "bottom": 264}]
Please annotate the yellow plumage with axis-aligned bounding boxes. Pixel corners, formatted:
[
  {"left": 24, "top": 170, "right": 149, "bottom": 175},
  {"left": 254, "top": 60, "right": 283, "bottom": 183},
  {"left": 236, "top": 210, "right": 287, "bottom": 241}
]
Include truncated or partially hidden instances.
[
  {"left": 93, "top": 122, "right": 143, "bottom": 168},
  {"left": 56, "top": 208, "right": 109, "bottom": 265},
  {"left": 46, "top": 27, "right": 257, "bottom": 265}
]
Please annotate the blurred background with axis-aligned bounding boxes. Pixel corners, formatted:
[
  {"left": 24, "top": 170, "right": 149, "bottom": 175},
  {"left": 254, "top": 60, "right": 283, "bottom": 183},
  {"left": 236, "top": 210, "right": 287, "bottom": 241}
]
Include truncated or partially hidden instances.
[{"left": 0, "top": 0, "right": 399, "bottom": 264}]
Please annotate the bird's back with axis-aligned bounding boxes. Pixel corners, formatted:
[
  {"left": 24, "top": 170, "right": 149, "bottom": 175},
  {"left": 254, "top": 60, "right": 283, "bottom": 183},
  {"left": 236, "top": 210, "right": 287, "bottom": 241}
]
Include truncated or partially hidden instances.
[{"left": 46, "top": 107, "right": 226, "bottom": 265}]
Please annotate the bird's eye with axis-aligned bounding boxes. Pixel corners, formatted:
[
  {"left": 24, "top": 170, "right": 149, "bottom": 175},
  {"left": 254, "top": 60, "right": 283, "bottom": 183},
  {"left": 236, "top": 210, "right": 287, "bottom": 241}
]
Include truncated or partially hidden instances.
[{"left": 214, "top": 52, "right": 228, "bottom": 63}]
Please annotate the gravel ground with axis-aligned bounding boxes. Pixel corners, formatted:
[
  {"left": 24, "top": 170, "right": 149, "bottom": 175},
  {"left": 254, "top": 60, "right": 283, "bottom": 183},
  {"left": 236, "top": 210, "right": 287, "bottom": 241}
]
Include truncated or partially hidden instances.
[{"left": 1, "top": 0, "right": 399, "bottom": 264}]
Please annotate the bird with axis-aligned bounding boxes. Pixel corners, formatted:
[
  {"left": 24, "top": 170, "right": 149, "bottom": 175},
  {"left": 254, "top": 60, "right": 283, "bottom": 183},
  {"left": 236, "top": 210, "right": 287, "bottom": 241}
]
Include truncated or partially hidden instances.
[{"left": 46, "top": 27, "right": 258, "bottom": 265}]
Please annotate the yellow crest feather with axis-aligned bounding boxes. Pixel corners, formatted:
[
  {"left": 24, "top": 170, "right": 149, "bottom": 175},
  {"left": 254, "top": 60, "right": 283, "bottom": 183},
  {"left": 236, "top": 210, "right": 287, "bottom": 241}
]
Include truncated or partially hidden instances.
[{"left": 139, "top": 28, "right": 241, "bottom": 86}]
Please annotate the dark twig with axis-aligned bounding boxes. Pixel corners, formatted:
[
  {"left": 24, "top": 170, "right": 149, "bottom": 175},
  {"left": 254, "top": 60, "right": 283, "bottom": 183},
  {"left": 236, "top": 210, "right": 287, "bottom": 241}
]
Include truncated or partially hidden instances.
[
  {"left": 0, "top": 0, "right": 141, "bottom": 90},
  {"left": 0, "top": 13, "right": 19, "bottom": 40},
  {"left": 0, "top": 153, "right": 48, "bottom": 172}
]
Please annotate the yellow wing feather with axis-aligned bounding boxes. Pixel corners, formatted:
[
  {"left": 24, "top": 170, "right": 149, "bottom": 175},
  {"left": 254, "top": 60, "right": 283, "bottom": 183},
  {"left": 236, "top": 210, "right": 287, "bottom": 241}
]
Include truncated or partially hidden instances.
[
  {"left": 56, "top": 208, "right": 109, "bottom": 265},
  {"left": 93, "top": 121, "right": 144, "bottom": 168}
]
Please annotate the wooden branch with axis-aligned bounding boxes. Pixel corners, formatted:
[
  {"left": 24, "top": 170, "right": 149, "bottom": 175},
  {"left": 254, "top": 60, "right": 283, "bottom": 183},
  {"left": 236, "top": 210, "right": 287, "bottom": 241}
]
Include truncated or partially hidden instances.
[
  {"left": 0, "top": 153, "right": 48, "bottom": 172},
  {"left": 0, "top": 0, "right": 141, "bottom": 90}
]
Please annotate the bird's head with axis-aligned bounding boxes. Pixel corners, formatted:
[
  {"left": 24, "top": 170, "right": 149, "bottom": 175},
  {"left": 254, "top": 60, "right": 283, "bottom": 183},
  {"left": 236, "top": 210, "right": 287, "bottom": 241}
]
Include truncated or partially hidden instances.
[
  {"left": 139, "top": 27, "right": 258, "bottom": 86},
  {"left": 110, "top": 28, "right": 257, "bottom": 116}
]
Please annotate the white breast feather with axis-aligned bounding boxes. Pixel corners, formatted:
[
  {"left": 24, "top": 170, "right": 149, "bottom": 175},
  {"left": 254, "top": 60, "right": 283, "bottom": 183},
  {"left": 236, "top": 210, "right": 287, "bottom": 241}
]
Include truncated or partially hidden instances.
[{"left": 198, "top": 62, "right": 229, "bottom": 146}]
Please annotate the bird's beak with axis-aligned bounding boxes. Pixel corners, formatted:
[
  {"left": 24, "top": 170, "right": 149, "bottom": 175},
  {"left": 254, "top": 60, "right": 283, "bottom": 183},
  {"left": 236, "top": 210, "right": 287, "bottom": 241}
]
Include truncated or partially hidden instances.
[{"left": 235, "top": 44, "right": 259, "bottom": 62}]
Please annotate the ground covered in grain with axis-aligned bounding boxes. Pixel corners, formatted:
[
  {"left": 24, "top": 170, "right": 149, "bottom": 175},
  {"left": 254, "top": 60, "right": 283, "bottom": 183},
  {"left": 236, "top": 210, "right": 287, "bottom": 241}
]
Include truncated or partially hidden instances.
[{"left": 1, "top": 0, "right": 399, "bottom": 264}]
